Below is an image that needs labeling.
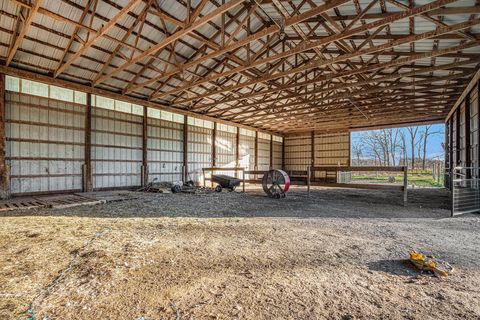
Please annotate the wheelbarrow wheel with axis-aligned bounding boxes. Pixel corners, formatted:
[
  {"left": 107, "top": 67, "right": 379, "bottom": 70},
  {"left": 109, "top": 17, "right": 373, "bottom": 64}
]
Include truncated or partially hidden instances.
[
  {"left": 228, "top": 186, "right": 236, "bottom": 192},
  {"left": 215, "top": 185, "right": 222, "bottom": 192}
]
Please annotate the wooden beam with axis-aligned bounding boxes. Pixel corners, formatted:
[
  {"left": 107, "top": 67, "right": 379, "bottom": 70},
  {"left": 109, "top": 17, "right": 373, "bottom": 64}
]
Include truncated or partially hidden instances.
[
  {"left": 183, "top": 116, "right": 188, "bottom": 182},
  {"left": 456, "top": 106, "right": 461, "bottom": 165},
  {"left": 254, "top": 131, "right": 258, "bottom": 171},
  {"left": 94, "top": 0, "right": 245, "bottom": 85},
  {"left": 212, "top": 121, "right": 217, "bottom": 167},
  {"left": 123, "top": 0, "right": 351, "bottom": 94},
  {"left": 311, "top": 131, "right": 315, "bottom": 167},
  {"left": 7, "top": 0, "right": 43, "bottom": 66},
  {"left": 0, "top": 65, "right": 281, "bottom": 136},
  {"left": 54, "top": 0, "right": 143, "bottom": 78},
  {"left": 84, "top": 92, "right": 93, "bottom": 192},
  {"left": 269, "top": 134, "right": 273, "bottom": 169},
  {"left": 142, "top": 105, "right": 148, "bottom": 186},
  {"left": 465, "top": 91, "right": 471, "bottom": 177},
  {"left": 154, "top": 0, "right": 467, "bottom": 100},
  {"left": 0, "top": 73, "right": 9, "bottom": 199}
]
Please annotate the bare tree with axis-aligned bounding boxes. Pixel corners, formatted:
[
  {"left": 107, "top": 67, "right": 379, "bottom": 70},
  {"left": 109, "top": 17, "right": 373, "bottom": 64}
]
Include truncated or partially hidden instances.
[
  {"left": 420, "top": 125, "right": 441, "bottom": 170},
  {"left": 407, "top": 127, "right": 419, "bottom": 170},
  {"left": 352, "top": 140, "right": 363, "bottom": 165}
]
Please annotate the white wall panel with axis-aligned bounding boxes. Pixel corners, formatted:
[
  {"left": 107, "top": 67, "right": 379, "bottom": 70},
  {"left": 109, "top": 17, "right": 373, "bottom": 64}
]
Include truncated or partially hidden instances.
[
  {"left": 258, "top": 136, "right": 271, "bottom": 171},
  {"left": 284, "top": 135, "right": 311, "bottom": 171},
  {"left": 147, "top": 117, "right": 184, "bottom": 183},
  {"left": 215, "top": 128, "right": 236, "bottom": 170},
  {"left": 239, "top": 131, "right": 255, "bottom": 179},
  {"left": 272, "top": 141, "right": 282, "bottom": 169},
  {"left": 187, "top": 125, "right": 212, "bottom": 184},
  {"left": 92, "top": 108, "right": 142, "bottom": 189},
  {"left": 5, "top": 92, "right": 84, "bottom": 194}
]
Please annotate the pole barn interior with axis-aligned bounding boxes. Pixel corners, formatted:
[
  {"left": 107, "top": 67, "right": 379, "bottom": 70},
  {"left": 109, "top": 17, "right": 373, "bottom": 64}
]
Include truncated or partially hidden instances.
[{"left": 0, "top": 0, "right": 480, "bottom": 318}]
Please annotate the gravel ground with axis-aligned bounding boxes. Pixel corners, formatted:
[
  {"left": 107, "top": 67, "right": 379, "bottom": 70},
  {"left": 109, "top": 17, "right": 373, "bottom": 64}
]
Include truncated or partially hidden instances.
[{"left": 1, "top": 187, "right": 479, "bottom": 319}]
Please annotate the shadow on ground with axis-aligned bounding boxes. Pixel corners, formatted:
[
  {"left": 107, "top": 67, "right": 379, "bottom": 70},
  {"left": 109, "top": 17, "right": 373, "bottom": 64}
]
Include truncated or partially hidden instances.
[{"left": 0, "top": 187, "right": 453, "bottom": 220}]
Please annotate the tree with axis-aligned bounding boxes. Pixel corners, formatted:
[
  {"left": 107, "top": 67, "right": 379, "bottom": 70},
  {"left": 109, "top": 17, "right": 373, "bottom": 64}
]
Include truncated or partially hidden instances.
[
  {"left": 352, "top": 140, "right": 363, "bottom": 165},
  {"left": 420, "top": 125, "right": 441, "bottom": 170},
  {"left": 407, "top": 127, "right": 419, "bottom": 170}
]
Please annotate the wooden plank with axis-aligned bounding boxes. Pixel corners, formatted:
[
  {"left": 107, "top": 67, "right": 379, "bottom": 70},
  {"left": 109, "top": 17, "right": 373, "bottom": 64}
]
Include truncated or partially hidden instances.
[
  {"left": 311, "top": 166, "right": 406, "bottom": 172},
  {"left": 7, "top": 0, "right": 43, "bottom": 66},
  {"left": 183, "top": 116, "right": 188, "bottom": 182},
  {"left": 465, "top": 91, "right": 471, "bottom": 177},
  {"left": 212, "top": 122, "right": 217, "bottom": 167},
  {"left": 54, "top": 0, "right": 143, "bottom": 77},
  {"left": 84, "top": 92, "right": 92, "bottom": 192},
  {"left": 142, "top": 105, "right": 148, "bottom": 186},
  {"left": 0, "top": 73, "right": 9, "bottom": 199}
]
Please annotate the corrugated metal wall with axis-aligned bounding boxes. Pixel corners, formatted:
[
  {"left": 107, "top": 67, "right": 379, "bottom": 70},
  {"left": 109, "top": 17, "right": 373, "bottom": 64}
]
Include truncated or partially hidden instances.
[
  {"left": 272, "top": 139, "right": 282, "bottom": 169},
  {"left": 284, "top": 135, "right": 311, "bottom": 171},
  {"left": 187, "top": 122, "right": 212, "bottom": 184},
  {"left": 314, "top": 133, "right": 350, "bottom": 166},
  {"left": 2, "top": 77, "right": 287, "bottom": 195},
  {"left": 470, "top": 87, "right": 479, "bottom": 171},
  {"left": 215, "top": 124, "right": 237, "bottom": 168},
  {"left": 445, "top": 77, "right": 479, "bottom": 185},
  {"left": 5, "top": 92, "right": 84, "bottom": 194},
  {"left": 147, "top": 114, "right": 184, "bottom": 183},
  {"left": 91, "top": 107, "right": 142, "bottom": 189},
  {"left": 257, "top": 133, "right": 271, "bottom": 171},
  {"left": 284, "top": 132, "right": 350, "bottom": 173}
]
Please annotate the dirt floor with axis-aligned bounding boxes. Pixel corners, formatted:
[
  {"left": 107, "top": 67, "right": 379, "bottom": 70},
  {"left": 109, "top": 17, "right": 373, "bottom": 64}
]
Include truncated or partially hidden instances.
[{"left": 1, "top": 186, "right": 479, "bottom": 319}]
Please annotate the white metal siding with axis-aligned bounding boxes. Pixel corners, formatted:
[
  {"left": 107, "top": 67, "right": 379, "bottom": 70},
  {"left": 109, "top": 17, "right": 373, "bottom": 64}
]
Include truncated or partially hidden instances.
[
  {"left": 91, "top": 108, "right": 142, "bottom": 189},
  {"left": 272, "top": 141, "right": 282, "bottom": 169},
  {"left": 284, "top": 135, "right": 311, "bottom": 171},
  {"left": 215, "top": 128, "right": 236, "bottom": 168},
  {"left": 148, "top": 117, "right": 184, "bottom": 183},
  {"left": 5, "top": 92, "right": 84, "bottom": 194},
  {"left": 187, "top": 125, "right": 212, "bottom": 184},
  {"left": 257, "top": 137, "right": 271, "bottom": 171},
  {"left": 314, "top": 133, "right": 350, "bottom": 166}
]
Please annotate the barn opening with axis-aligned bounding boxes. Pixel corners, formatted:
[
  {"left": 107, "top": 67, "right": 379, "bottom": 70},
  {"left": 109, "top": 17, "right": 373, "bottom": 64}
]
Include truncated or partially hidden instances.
[{"left": 0, "top": 0, "right": 479, "bottom": 319}]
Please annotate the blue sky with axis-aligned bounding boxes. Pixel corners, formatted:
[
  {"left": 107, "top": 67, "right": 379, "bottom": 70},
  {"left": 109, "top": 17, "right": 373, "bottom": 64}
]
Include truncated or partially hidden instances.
[{"left": 351, "top": 123, "right": 445, "bottom": 159}]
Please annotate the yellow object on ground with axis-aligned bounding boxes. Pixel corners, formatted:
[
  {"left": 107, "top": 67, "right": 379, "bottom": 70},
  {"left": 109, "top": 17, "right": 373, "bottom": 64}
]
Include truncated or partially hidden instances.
[{"left": 409, "top": 250, "right": 454, "bottom": 277}]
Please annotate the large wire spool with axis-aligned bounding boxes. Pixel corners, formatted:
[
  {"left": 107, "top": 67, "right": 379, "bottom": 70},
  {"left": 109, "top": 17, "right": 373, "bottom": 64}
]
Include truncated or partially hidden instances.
[{"left": 262, "top": 169, "right": 290, "bottom": 198}]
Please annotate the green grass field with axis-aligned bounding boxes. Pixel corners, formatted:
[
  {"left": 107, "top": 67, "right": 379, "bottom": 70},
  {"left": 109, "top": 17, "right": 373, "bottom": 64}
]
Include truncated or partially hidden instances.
[{"left": 351, "top": 174, "right": 444, "bottom": 188}]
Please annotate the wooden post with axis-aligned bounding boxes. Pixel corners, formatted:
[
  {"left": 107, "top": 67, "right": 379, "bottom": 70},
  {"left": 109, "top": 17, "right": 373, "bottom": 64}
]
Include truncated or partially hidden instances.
[
  {"left": 0, "top": 74, "right": 9, "bottom": 199},
  {"left": 307, "top": 166, "right": 311, "bottom": 195},
  {"left": 183, "top": 116, "right": 188, "bottom": 182},
  {"left": 478, "top": 80, "right": 480, "bottom": 178},
  {"left": 142, "top": 105, "right": 148, "bottom": 186},
  {"left": 254, "top": 131, "right": 258, "bottom": 170},
  {"left": 465, "top": 92, "right": 471, "bottom": 178},
  {"left": 310, "top": 131, "right": 315, "bottom": 182},
  {"left": 403, "top": 166, "right": 408, "bottom": 206},
  {"left": 235, "top": 128, "right": 240, "bottom": 177},
  {"left": 281, "top": 137, "right": 285, "bottom": 170},
  {"left": 269, "top": 134, "right": 273, "bottom": 169},
  {"left": 449, "top": 116, "right": 454, "bottom": 188},
  {"left": 83, "top": 92, "right": 93, "bottom": 192},
  {"left": 456, "top": 106, "right": 461, "bottom": 166},
  {"left": 212, "top": 122, "right": 217, "bottom": 167}
]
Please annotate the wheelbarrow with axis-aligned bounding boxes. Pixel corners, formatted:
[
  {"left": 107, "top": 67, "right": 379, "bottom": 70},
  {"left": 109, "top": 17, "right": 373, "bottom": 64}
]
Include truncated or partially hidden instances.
[{"left": 211, "top": 174, "right": 241, "bottom": 192}]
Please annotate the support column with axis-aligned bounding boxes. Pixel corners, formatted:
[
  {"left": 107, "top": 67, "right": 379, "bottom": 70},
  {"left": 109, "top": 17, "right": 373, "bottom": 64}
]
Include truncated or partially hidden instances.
[
  {"left": 0, "top": 74, "right": 10, "bottom": 199},
  {"left": 281, "top": 137, "right": 285, "bottom": 171},
  {"left": 449, "top": 116, "right": 454, "bottom": 188},
  {"left": 142, "top": 106, "right": 148, "bottom": 186},
  {"left": 269, "top": 134, "right": 273, "bottom": 169},
  {"left": 254, "top": 131, "right": 258, "bottom": 171},
  {"left": 310, "top": 131, "right": 315, "bottom": 182},
  {"left": 456, "top": 107, "right": 461, "bottom": 166},
  {"left": 235, "top": 128, "right": 240, "bottom": 167},
  {"left": 465, "top": 92, "right": 471, "bottom": 178},
  {"left": 212, "top": 122, "right": 217, "bottom": 167},
  {"left": 83, "top": 92, "right": 93, "bottom": 192},
  {"left": 183, "top": 116, "right": 189, "bottom": 182}
]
